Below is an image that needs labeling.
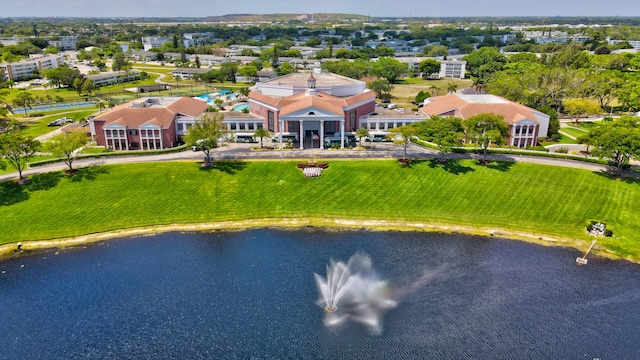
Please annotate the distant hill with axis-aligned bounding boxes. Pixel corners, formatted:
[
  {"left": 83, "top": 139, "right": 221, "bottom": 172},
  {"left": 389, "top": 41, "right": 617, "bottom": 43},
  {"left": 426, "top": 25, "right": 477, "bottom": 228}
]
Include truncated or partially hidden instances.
[{"left": 201, "top": 13, "right": 369, "bottom": 23}]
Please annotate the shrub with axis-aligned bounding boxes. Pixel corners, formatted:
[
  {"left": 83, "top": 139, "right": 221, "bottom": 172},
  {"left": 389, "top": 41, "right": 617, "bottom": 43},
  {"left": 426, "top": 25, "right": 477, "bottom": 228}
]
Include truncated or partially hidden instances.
[
  {"left": 604, "top": 229, "right": 613, "bottom": 237},
  {"left": 556, "top": 146, "right": 569, "bottom": 154}
]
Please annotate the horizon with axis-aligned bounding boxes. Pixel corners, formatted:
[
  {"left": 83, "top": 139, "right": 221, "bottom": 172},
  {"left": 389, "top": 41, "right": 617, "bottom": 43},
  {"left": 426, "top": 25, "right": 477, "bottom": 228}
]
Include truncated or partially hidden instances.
[{"left": 4, "top": 0, "right": 640, "bottom": 18}]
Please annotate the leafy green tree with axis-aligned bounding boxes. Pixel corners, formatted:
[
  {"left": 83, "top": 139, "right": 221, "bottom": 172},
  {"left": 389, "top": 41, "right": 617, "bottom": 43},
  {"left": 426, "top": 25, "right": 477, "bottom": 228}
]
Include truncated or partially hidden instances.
[
  {"left": 415, "top": 90, "right": 429, "bottom": 104},
  {"left": 184, "top": 113, "right": 225, "bottom": 167},
  {"left": 112, "top": 52, "right": 129, "bottom": 71},
  {"left": 563, "top": 99, "right": 601, "bottom": 125},
  {"left": 13, "top": 91, "right": 35, "bottom": 116},
  {"left": 617, "top": 80, "right": 640, "bottom": 112},
  {"left": 73, "top": 78, "right": 83, "bottom": 95},
  {"left": 463, "top": 113, "right": 509, "bottom": 163},
  {"left": 423, "top": 45, "right": 448, "bottom": 57},
  {"left": 418, "top": 58, "right": 441, "bottom": 79},
  {"left": 389, "top": 124, "right": 417, "bottom": 161},
  {"left": 368, "top": 79, "right": 394, "bottom": 99},
  {"left": 221, "top": 62, "right": 238, "bottom": 83},
  {"left": 355, "top": 127, "right": 370, "bottom": 147},
  {"left": 372, "top": 58, "right": 406, "bottom": 84},
  {"left": 43, "top": 130, "right": 88, "bottom": 173},
  {"left": 253, "top": 126, "right": 270, "bottom": 149},
  {"left": 0, "top": 131, "right": 41, "bottom": 181},
  {"left": 278, "top": 62, "right": 295, "bottom": 76},
  {"left": 463, "top": 47, "right": 507, "bottom": 79},
  {"left": 585, "top": 116, "right": 640, "bottom": 178},
  {"left": 238, "top": 65, "right": 258, "bottom": 80},
  {"left": 416, "top": 116, "right": 464, "bottom": 159}
]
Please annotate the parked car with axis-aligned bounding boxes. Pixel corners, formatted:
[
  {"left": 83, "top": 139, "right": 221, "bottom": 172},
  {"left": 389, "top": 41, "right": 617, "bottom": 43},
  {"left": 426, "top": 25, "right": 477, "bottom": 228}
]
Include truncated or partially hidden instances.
[{"left": 47, "top": 117, "right": 74, "bottom": 126}]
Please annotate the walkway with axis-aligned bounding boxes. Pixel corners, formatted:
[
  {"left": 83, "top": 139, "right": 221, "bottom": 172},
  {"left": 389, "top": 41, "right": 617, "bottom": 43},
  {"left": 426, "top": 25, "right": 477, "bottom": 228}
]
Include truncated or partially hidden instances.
[{"left": 1, "top": 142, "right": 635, "bottom": 182}]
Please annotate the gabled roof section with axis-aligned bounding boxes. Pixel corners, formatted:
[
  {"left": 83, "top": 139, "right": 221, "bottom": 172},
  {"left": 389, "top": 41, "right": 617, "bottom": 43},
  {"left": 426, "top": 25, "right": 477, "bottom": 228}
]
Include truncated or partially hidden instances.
[
  {"left": 280, "top": 95, "right": 345, "bottom": 116},
  {"left": 92, "top": 97, "right": 209, "bottom": 129},
  {"left": 421, "top": 94, "right": 541, "bottom": 125}
]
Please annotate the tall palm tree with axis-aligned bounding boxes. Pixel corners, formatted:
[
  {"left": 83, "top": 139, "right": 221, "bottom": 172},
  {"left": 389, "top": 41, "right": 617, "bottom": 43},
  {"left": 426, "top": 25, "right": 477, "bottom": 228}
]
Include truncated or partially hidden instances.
[
  {"left": 447, "top": 82, "right": 458, "bottom": 94},
  {"left": 254, "top": 126, "right": 270, "bottom": 148}
]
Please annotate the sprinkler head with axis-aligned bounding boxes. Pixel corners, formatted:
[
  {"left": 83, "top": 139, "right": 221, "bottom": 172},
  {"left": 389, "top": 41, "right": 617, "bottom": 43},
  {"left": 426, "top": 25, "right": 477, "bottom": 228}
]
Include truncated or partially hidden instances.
[{"left": 325, "top": 306, "right": 337, "bottom": 313}]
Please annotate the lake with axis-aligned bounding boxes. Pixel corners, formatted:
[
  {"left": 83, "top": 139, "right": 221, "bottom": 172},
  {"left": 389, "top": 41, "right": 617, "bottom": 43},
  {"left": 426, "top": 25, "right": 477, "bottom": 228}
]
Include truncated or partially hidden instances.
[{"left": 1, "top": 229, "right": 639, "bottom": 359}]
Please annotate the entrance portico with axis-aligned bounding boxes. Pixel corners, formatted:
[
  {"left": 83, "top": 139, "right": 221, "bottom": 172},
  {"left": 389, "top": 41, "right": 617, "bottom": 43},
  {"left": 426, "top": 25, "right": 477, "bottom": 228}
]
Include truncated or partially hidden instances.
[{"left": 279, "top": 111, "right": 345, "bottom": 150}]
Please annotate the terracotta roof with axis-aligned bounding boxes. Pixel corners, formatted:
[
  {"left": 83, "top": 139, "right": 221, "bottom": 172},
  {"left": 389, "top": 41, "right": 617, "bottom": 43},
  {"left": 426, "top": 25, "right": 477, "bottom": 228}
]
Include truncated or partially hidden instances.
[
  {"left": 421, "top": 94, "right": 541, "bottom": 125},
  {"left": 250, "top": 89, "right": 375, "bottom": 117},
  {"left": 93, "top": 97, "right": 209, "bottom": 129}
]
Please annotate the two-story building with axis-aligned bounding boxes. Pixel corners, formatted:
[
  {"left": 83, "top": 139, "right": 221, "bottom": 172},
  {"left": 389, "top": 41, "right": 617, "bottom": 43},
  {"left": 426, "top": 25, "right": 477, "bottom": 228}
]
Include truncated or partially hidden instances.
[
  {"left": 421, "top": 94, "right": 550, "bottom": 148},
  {"left": 90, "top": 97, "right": 210, "bottom": 150}
]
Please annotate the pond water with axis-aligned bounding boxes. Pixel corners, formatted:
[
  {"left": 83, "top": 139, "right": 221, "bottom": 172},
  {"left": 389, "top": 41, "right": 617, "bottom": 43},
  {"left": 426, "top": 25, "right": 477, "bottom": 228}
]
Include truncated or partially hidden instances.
[{"left": 1, "top": 230, "right": 639, "bottom": 359}]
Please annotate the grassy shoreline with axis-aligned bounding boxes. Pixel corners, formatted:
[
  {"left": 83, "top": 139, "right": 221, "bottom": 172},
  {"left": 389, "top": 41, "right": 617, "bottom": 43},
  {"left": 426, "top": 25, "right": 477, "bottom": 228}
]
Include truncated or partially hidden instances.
[{"left": 1, "top": 160, "right": 638, "bottom": 262}]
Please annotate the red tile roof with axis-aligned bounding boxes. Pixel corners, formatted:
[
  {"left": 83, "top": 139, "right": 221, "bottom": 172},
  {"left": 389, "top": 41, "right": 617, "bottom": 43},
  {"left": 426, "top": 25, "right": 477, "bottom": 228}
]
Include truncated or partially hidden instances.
[
  {"left": 94, "top": 97, "right": 209, "bottom": 129},
  {"left": 421, "top": 94, "right": 541, "bottom": 125}
]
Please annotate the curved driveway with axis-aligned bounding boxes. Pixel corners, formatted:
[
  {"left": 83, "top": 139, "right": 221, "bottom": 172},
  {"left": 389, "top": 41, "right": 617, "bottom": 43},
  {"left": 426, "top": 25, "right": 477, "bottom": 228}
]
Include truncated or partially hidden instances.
[{"left": 0, "top": 142, "right": 633, "bottom": 182}]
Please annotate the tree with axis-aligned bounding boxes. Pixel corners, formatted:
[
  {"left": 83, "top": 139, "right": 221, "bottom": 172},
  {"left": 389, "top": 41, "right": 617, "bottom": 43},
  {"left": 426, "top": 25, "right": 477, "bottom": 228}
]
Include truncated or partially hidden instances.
[
  {"left": 0, "top": 132, "right": 41, "bottom": 181},
  {"left": 585, "top": 116, "right": 640, "bottom": 178},
  {"left": 415, "top": 90, "right": 429, "bottom": 104},
  {"left": 368, "top": 79, "right": 394, "bottom": 99},
  {"left": 13, "top": 91, "right": 35, "bottom": 116},
  {"left": 372, "top": 58, "right": 406, "bottom": 84},
  {"left": 389, "top": 124, "right": 417, "bottom": 161},
  {"left": 537, "top": 105, "right": 560, "bottom": 137},
  {"left": 355, "top": 127, "right": 370, "bottom": 147},
  {"left": 416, "top": 116, "right": 464, "bottom": 160},
  {"left": 112, "top": 52, "right": 128, "bottom": 71},
  {"left": 184, "top": 113, "right": 225, "bottom": 167},
  {"left": 253, "top": 127, "right": 270, "bottom": 149},
  {"left": 463, "top": 47, "right": 507, "bottom": 79},
  {"left": 73, "top": 77, "right": 83, "bottom": 95},
  {"left": 43, "top": 130, "right": 89, "bottom": 173},
  {"left": 278, "top": 62, "right": 295, "bottom": 76},
  {"left": 418, "top": 58, "right": 441, "bottom": 79},
  {"left": 463, "top": 113, "right": 509, "bottom": 163},
  {"left": 447, "top": 82, "right": 458, "bottom": 94},
  {"left": 563, "top": 99, "right": 601, "bottom": 125}
]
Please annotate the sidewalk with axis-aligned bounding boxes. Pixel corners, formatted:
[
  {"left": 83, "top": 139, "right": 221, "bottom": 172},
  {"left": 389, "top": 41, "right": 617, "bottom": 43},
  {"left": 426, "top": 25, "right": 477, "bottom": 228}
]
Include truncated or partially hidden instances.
[{"left": 0, "top": 142, "right": 635, "bottom": 182}]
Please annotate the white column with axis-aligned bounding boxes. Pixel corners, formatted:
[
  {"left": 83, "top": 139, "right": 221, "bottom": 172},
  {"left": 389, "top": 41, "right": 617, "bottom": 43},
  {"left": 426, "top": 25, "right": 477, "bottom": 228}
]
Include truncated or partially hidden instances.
[
  {"left": 103, "top": 129, "right": 108, "bottom": 149},
  {"left": 159, "top": 130, "right": 163, "bottom": 149},
  {"left": 319, "top": 120, "right": 325, "bottom": 150},
  {"left": 124, "top": 131, "right": 129, "bottom": 150},
  {"left": 510, "top": 126, "right": 516, "bottom": 146},
  {"left": 340, "top": 120, "right": 345, "bottom": 149},
  {"left": 278, "top": 120, "right": 283, "bottom": 147},
  {"left": 299, "top": 120, "right": 304, "bottom": 150}
]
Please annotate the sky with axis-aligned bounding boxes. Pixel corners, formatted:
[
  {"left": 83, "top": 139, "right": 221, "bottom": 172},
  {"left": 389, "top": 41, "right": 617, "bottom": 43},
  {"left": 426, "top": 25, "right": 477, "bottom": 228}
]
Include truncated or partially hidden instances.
[{"left": 3, "top": 0, "right": 640, "bottom": 18}]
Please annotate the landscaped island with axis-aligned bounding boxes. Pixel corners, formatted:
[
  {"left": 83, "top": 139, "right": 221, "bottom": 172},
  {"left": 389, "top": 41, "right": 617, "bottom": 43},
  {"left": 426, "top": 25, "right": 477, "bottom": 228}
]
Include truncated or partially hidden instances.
[{"left": 1, "top": 160, "right": 638, "bottom": 261}]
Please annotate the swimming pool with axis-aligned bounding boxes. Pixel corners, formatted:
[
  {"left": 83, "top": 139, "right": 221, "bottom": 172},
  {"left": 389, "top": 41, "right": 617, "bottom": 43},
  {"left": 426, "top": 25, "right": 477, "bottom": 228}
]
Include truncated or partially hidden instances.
[{"left": 232, "top": 103, "right": 249, "bottom": 112}]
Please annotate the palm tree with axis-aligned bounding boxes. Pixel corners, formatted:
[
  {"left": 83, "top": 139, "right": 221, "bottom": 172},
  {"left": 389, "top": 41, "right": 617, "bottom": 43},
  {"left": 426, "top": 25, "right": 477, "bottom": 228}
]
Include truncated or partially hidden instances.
[
  {"left": 254, "top": 126, "right": 270, "bottom": 148},
  {"left": 447, "top": 82, "right": 458, "bottom": 94}
]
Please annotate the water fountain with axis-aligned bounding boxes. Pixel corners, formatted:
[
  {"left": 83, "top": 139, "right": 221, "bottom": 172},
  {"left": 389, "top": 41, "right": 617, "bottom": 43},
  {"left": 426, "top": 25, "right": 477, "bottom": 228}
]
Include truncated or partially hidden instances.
[{"left": 314, "top": 253, "right": 397, "bottom": 331}]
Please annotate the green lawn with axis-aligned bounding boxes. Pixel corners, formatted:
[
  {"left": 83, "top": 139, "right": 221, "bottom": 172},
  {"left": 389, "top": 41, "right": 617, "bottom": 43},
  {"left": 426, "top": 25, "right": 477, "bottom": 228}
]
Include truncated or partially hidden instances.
[
  {"left": 540, "top": 133, "right": 577, "bottom": 146},
  {"left": 1, "top": 160, "right": 639, "bottom": 260},
  {"left": 20, "top": 109, "right": 97, "bottom": 138},
  {"left": 559, "top": 126, "right": 589, "bottom": 139}
]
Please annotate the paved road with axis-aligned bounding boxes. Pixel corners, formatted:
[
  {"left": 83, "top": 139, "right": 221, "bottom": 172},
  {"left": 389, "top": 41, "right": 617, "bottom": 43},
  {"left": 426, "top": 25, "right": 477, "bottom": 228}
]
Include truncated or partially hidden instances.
[{"left": 3, "top": 142, "right": 635, "bottom": 182}]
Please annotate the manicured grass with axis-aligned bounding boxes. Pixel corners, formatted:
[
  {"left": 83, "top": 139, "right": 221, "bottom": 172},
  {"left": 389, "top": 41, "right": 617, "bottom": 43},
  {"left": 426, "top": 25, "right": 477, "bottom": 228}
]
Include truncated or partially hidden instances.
[
  {"left": 1, "top": 160, "right": 639, "bottom": 260},
  {"left": 20, "top": 109, "right": 97, "bottom": 138},
  {"left": 560, "top": 126, "right": 589, "bottom": 139},
  {"left": 540, "top": 133, "right": 577, "bottom": 146}
]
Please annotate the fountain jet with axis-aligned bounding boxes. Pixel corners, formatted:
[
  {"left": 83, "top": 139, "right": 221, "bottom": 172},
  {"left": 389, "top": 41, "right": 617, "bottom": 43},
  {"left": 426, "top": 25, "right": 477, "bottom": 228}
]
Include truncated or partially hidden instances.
[{"left": 314, "top": 253, "right": 396, "bottom": 330}]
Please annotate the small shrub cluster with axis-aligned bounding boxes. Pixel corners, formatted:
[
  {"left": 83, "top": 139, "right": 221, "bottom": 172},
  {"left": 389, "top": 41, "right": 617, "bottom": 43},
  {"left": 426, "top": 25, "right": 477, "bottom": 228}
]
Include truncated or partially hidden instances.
[{"left": 555, "top": 146, "right": 569, "bottom": 154}]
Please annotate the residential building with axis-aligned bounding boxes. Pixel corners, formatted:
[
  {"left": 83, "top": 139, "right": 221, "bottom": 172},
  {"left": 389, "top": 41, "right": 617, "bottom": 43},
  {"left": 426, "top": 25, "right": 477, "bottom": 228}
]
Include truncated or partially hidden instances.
[
  {"left": 142, "top": 36, "right": 172, "bottom": 51},
  {"left": 439, "top": 60, "right": 466, "bottom": 79},
  {"left": 86, "top": 70, "right": 140, "bottom": 88},
  {"left": 0, "top": 54, "right": 63, "bottom": 81},
  {"left": 90, "top": 97, "right": 209, "bottom": 150},
  {"left": 421, "top": 94, "right": 550, "bottom": 148},
  {"left": 172, "top": 68, "right": 210, "bottom": 80}
]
